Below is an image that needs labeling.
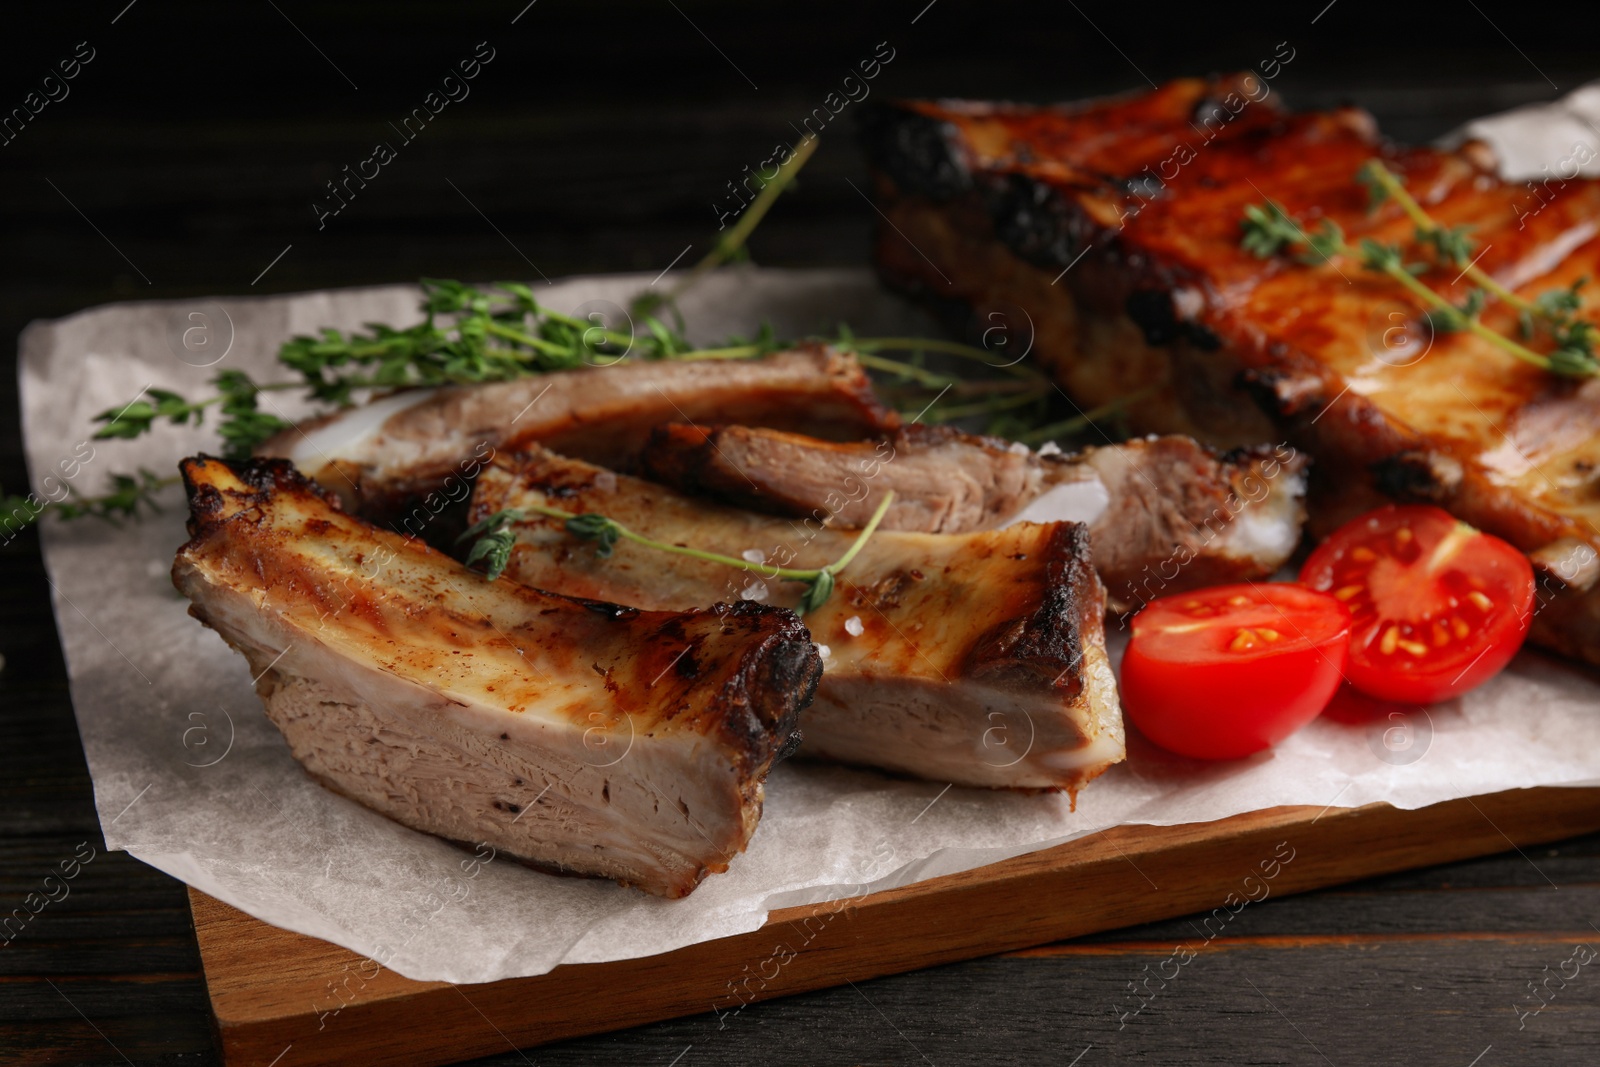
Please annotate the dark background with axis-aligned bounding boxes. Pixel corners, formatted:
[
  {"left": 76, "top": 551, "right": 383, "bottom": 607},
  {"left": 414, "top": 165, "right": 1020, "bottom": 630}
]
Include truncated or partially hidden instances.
[{"left": 4, "top": 2, "right": 1600, "bottom": 1064}]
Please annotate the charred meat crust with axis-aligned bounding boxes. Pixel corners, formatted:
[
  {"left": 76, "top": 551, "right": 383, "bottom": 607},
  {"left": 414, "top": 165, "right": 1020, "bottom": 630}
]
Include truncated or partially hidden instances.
[
  {"left": 180, "top": 452, "right": 340, "bottom": 541},
  {"left": 702, "top": 599, "right": 816, "bottom": 765},
  {"left": 961, "top": 522, "right": 1098, "bottom": 696}
]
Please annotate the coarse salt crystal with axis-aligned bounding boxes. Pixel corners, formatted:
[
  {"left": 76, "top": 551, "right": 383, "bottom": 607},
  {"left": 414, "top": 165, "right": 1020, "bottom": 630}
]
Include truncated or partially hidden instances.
[
  {"left": 1037, "top": 441, "right": 1062, "bottom": 456},
  {"left": 741, "top": 548, "right": 766, "bottom": 564},
  {"left": 844, "top": 615, "right": 864, "bottom": 637},
  {"left": 740, "top": 580, "right": 770, "bottom": 602}
]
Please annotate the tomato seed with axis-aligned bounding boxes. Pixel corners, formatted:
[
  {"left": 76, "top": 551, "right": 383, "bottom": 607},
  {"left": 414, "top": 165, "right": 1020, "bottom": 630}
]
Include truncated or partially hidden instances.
[
  {"left": 1467, "top": 590, "right": 1493, "bottom": 612},
  {"left": 1398, "top": 638, "right": 1429, "bottom": 657},
  {"left": 1334, "top": 585, "right": 1362, "bottom": 601},
  {"left": 1380, "top": 626, "right": 1400, "bottom": 655},
  {"left": 1350, "top": 546, "right": 1376, "bottom": 562}
]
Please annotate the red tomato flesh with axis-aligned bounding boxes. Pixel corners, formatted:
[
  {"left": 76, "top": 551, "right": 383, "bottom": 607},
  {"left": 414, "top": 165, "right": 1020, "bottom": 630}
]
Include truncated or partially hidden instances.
[
  {"left": 1299, "top": 505, "right": 1534, "bottom": 704},
  {"left": 1121, "top": 583, "right": 1350, "bottom": 760}
]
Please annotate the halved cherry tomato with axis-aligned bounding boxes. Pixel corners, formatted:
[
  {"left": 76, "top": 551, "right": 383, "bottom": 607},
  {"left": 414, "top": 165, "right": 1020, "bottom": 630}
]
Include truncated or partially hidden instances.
[
  {"left": 1299, "top": 505, "right": 1534, "bottom": 704},
  {"left": 1121, "top": 583, "right": 1350, "bottom": 760}
]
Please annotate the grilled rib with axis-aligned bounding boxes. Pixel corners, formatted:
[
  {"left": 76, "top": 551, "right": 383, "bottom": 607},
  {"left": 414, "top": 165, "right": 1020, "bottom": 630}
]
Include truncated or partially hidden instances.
[
  {"left": 641, "top": 422, "right": 1307, "bottom": 610},
  {"left": 255, "top": 345, "right": 895, "bottom": 526},
  {"left": 861, "top": 76, "right": 1600, "bottom": 663},
  {"left": 471, "top": 448, "right": 1124, "bottom": 792},
  {"left": 172, "top": 455, "right": 821, "bottom": 898}
]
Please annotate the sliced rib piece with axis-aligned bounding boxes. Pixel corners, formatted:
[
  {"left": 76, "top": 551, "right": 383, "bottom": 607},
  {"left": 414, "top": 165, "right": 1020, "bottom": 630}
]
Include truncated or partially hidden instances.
[
  {"left": 862, "top": 75, "right": 1600, "bottom": 663},
  {"left": 255, "top": 345, "right": 895, "bottom": 525},
  {"left": 172, "top": 455, "right": 820, "bottom": 898},
  {"left": 472, "top": 448, "right": 1124, "bottom": 792},
  {"left": 641, "top": 423, "right": 1307, "bottom": 611}
]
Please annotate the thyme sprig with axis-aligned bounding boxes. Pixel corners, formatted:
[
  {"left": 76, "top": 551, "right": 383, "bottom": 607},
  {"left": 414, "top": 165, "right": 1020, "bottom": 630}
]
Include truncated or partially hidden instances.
[
  {"left": 458, "top": 490, "right": 896, "bottom": 611},
  {"left": 86, "top": 291, "right": 1044, "bottom": 464},
  {"left": 633, "top": 135, "right": 821, "bottom": 321},
  {"left": 1358, "top": 161, "right": 1541, "bottom": 318},
  {"left": 2, "top": 469, "right": 179, "bottom": 539},
  {"left": 1240, "top": 167, "right": 1599, "bottom": 377},
  {"left": 1014, "top": 386, "right": 1160, "bottom": 446},
  {"left": 92, "top": 372, "right": 297, "bottom": 460}
]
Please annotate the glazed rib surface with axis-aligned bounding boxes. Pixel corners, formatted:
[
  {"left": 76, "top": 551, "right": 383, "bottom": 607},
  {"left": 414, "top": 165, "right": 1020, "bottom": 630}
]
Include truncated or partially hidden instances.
[{"left": 863, "top": 75, "right": 1600, "bottom": 661}]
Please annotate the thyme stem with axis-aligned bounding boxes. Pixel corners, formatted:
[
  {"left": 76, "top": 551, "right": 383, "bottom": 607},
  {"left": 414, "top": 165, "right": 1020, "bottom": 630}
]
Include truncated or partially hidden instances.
[
  {"left": 1015, "top": 386, "right": 1159, "bottom": 445},
  {"left": 644, "top": 135, "right": 822, "bottom": 316},
  {"left": 1362, "top": 161, "right": 1532, "bottom": 314},
  {"left": 522, "top": 489, "right": 895, "bottom": 583},
  {"left": 1373, "top": 251, "right": 1556, "bottom": 372}
]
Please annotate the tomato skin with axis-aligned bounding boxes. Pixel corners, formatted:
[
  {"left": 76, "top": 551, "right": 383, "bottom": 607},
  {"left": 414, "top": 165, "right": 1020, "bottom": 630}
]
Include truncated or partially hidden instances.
[
  {"left": 1299, "top": 505, "right": 1535, "bottom": 704},
  {"left": 1120, "top": 584, "right": 1350, "bottom": 761}
]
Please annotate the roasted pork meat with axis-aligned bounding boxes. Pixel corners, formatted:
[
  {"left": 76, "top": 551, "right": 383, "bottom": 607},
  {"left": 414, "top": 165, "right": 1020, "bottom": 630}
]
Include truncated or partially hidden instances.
[
  {"left": 862, "top": 76, "right": 1600, "bottom": 664},
  {"left": 255, "top": 345, "right": 895, "bottom": 527},
  {"left": 641, "top": 422, "right": 1307, "bottom": 610},
  {"left": 172, "top": 455, "right": 821, "bottom": 898},
  {"left": 471, "top": 448, "right": 1124, "bottom": 791}
]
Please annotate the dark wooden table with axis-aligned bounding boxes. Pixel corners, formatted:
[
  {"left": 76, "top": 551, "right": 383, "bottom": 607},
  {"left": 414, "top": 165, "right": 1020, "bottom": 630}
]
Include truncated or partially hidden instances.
[{"left": 4, "top": 3, "right": 1600, "bottom": 1063}]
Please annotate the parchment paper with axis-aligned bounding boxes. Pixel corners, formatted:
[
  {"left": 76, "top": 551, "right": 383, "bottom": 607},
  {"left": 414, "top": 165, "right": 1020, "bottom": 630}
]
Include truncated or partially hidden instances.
[{"left": 18, "top": 91, "right": 1600, "bottom": 985}]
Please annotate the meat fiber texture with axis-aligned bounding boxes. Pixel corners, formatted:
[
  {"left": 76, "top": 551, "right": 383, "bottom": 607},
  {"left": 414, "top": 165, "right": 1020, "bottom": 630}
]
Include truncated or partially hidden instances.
[{"left": 19, "top": 258, "right": 1600, "bottom": 982}]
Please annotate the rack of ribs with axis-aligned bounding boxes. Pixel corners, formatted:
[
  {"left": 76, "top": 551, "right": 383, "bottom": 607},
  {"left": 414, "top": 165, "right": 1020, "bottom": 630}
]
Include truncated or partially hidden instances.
[{"left": 860, "top": 75, "right": 1600, "bottom": 663}]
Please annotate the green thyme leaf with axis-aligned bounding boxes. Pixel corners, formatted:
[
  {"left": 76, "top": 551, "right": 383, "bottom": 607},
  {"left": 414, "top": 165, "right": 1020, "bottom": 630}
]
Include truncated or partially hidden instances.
[
  {"left": 456, "top": 508, "right": 528, "bottom": 581},
  {"left": 462, "top": 528, "right": 517, "bottom": 580},
  {"left": 564, "top": 512, "right": 623, "bottom": 557},
  {"left": 1358, "top": 238, "right": 1405, "bottom": 273},
  {"left": 1420, "top": 224, "right": 1475, "bottom": 268},
  {"left": 798, "top": 569, "right": 835, "bottom": 613},
  {"left": 1297, "top": 219, "right": 1346, "bottom": 265},
  {"left": 1549, "top": 346, "right": 1600, "bottom": 377},
  {"left": 1535, "top": 278, "right": 1587, "bottom": 321},
  {"left": 1240, "top": 200, "right": 1303, "bottom": 259},
  {"left": 0, "top": 491, "right": 45, "bottom": 537},
  {"left": 1355, "top": 160, "right": 1390, "bottom": 211}
]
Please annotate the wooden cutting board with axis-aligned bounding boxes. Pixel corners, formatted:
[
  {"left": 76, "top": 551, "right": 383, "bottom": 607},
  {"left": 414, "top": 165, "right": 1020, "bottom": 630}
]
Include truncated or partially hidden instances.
[{"left": 188, "top": 785, "right": 1600, "bottom": 1067}]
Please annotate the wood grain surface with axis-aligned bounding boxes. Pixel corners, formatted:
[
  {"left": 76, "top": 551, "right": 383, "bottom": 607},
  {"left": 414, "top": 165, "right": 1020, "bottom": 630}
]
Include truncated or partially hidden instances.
[
  {"left": 189, "top": 789, "right": 1600, "bottom": 1067},
  {"left": 6, "top": 3, "right": 1600, "bottom": 1064}
]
